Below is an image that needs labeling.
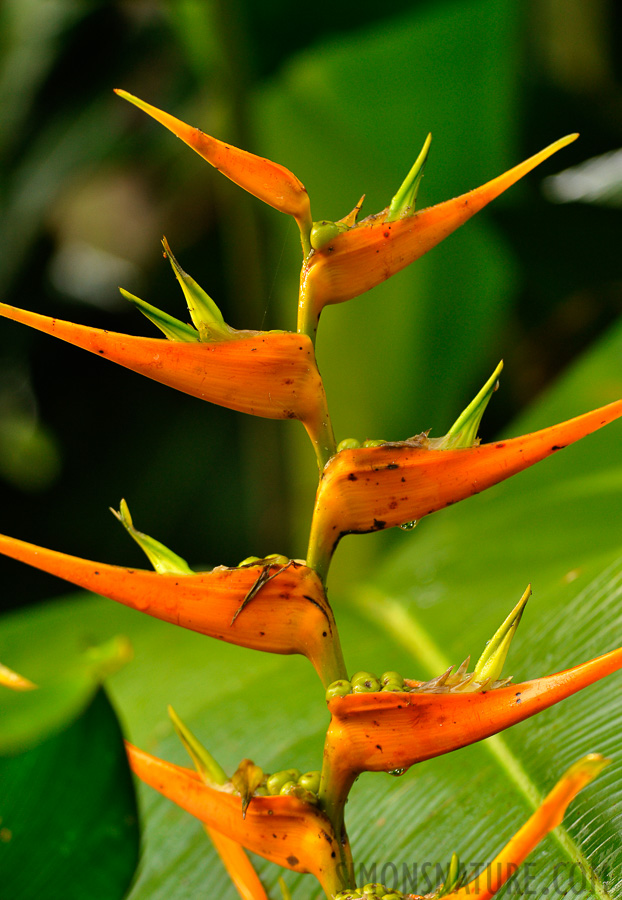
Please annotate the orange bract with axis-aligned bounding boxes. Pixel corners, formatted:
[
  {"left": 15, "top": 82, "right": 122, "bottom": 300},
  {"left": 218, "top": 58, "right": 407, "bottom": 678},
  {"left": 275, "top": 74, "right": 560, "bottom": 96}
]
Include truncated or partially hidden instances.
[
  {"left": 0, "top": 302, "right": 335, "bottom": 465},
  {"left": 126, "top": 743, "right": 352, "bottom": 896},
  {"left": 0, "top": 533, "right": 345, "bottom": 687},
  {"left": 307, "top": 399, "right": 622, "bottom": 580},
  {"left": 115, "top": 91, "right": 312, "bottom": 235},
  {"left": 298, "top": 135, "right": 577, "bottom": 331},
  {"left": 322, "top": 648, "right": 622, "bottom": 816}
]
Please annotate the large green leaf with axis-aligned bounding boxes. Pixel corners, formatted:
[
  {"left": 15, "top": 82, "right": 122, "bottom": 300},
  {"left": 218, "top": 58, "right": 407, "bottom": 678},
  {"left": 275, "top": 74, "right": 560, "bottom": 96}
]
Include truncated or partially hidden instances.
[
  {"left": 0, "top": 687, "right": 139, "bottom": 900},
  {"left": 0, "top": 313, "right": 620, "bottom": 899}
]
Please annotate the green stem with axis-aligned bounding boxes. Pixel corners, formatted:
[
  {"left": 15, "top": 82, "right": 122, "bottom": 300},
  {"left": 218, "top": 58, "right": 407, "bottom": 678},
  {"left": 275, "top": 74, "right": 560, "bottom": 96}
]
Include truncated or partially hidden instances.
[{"left": 297, "top": 262, "right": 321, "bottom": 344}]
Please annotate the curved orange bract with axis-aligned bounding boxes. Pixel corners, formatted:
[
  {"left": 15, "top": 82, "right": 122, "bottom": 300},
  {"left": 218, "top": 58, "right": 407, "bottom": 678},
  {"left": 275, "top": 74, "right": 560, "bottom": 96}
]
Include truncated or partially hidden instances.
[
  {"left": 126, "top": 743, "right": 351, "bottom": 896},
  {"left": 307, "top": 399, "right": 622, "bottom": 579},
  {"left": 322, "top": 648, "right": 622, "bottom": 808},
  {"left": 300, "top": 135, "right": 577, "bottom": 315},
  {"left": 0, "top": 533, "right": 345, "bottom": 687}
]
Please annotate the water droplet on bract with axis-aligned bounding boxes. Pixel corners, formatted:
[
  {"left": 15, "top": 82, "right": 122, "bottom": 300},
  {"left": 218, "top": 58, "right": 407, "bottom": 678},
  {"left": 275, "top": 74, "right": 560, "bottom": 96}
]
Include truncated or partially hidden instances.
[
  {"left": 399, "top": 520, "right": 417, "bottom": 531},
  {"left": 388, "top": 767, "right": 406, "bottom": 777}
]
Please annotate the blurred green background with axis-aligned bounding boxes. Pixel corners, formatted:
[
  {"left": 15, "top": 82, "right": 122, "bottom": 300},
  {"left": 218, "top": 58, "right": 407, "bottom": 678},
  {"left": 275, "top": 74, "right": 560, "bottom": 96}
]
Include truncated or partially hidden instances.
[{"left": 1, "top": 0, "right": 621, "bottom": 609}]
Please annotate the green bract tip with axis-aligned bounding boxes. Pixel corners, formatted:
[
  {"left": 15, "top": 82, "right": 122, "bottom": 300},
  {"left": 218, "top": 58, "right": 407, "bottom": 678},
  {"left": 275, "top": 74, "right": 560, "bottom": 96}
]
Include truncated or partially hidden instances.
[
  {"left": 473, "top": 584, "right": 531, "bottom": 684},
  {"left": 119, "top": 288, "right": 199, "bottom": 342},
  {"left": 437, "top": 360, "right": 504, "bottom": 450},
  {"left": 162, "top": 238, "right": 231, "bottom": 340},
  {"left": 111, "top": 499, "right": 193, "bottom": 575},
  {"left": 168, "top": 705, "right": 229, "bottom": 786},
  {"left": 386, "top": 132, "right": 432, "bottom": 221}
]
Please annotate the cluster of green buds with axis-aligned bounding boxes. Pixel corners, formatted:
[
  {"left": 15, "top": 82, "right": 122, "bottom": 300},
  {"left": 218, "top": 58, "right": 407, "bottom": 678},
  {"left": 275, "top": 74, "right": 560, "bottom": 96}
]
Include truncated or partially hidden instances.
[
  {"left": 263, "top": 768, "right": 321, "bottom": 803},
  {"left": 334, "top": 885, "right": 404, "bottom": 900},
  {"left": 336, "top": 438, "right": 387, "bottom": 451},
  {"left": 325, "top": 671, "right": 405, "bottom": 700}
]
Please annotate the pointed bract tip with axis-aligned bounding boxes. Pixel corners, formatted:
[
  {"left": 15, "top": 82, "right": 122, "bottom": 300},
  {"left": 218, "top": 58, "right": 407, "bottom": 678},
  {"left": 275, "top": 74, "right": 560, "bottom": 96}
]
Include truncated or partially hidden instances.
[
  {"left": 161, "top": 237, "right": 228, "bottom": 338},
  {"left": 387, "top": 132, "right": 433, "bottom": 222},
  {"left": 111, "top": 499, "right": 193, "bottom": 575},
  {"left": 473, "top": 584, "right": 530, "bottom": 684},
  {"left": 439, "top": 360, "right": 504, "bottom": 450},
  {"left": 168, "top": 704, "right": 229, "bottom": 786},
  {"left": 0, "top": 662, "right": 37, "bottom": 691}
]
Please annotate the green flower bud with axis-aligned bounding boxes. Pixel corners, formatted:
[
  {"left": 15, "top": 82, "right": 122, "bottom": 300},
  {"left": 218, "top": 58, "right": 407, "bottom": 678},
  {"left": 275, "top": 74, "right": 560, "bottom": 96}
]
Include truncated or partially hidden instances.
[
  {"left": 310, "top": 220, "right": 345, "bottom": 251},
  {"left": 263, "top": 553, "right": 290, "bottom": 566},
  {"left": 380, "top": 671, "right": 403, "bottom": 686},
  {"left": 297, "top": 770, "right": 321, "bottom": 793},
  {"left": 362, "top": 439, "right": 386, "bottom": 448},
  {"left": 279, "top": 780, "right": 298, "bottom": 795},
  {"left": 382, "top": 679, "right": 405, "bottom": 692},
  {"left": 238, "top": 555, "right": 262, "bottom": 567},
  {"left": 362, "top": 886, "right": 386, "bottom": 896},
  {"left": 337, "top": 438, "right": 361, "bottom": 451},
  {"left": 351, "top": 671, "right": 381, "bottom": 693},
  {"left": 326, "top": 679, "right": 353, "bottom": 701},
  {"left": 382, "top": 893, "right": 404, "bottom": 899},
  {"left": 266, "top": 770, "right": 292, "bottom": 795}
]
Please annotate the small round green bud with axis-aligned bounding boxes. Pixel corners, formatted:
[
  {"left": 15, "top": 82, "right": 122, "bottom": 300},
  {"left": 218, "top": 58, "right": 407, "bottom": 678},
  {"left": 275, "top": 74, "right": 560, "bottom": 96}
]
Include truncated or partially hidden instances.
[
  {"left": 310, "top": 220, "right": 342, "bottom": 250},
  {"left": 381, "top": 679, "right": 404, "bottom": 692},
  {"left": 279, "top": 780, "right": 298, "bottom": 795},
  {"left": 253, "top": 785, "right": 269, "bottom": 796},
  {"left": 325, "top": 679, "right": 353, "bottom": 701},
  {"left": 382, "top": 893, "right": 404, "bottom": 899},
  {"left": 380, "top": 671, "right": 403, "bottom": 685},
  {"left": 238, "top": 556, "right": 261, "bottom": 567},
  {"left": 362, "top": 439, "right": 386, "bottom": 448},
  {"left": 362, "top": 886, "right": 386, "bottom": 896},
  {"left": 334, "top": 892, "right": 363, "bottom": 900},
  {"left": 337, "top": 437, "right": 361, "bottom": 452},
  {"left": 266, "top": 770, "right": 292, "bottom": 795},
  {"left": 298, "top": 771, "right": 321, "bottom": 793},
  {"left": 284, "top": 767, "right": 301, "bottom": 782},
  {"left": 263, "top": 553, "right": 289, "bottom": 565},
  {"left": 351, "top": 671, "right": 381, "bottom": 693}
]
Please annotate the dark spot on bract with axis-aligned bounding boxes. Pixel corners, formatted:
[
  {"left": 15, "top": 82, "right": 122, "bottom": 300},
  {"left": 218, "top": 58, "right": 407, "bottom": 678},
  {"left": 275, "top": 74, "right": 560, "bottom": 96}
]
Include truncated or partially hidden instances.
[
  {"left": 401, "top": 476, "right": 406, "bottom": 482},
  {"left": 348, "top": 473, "right": 358, "bottom": 481},
  {"left": 373, "top": 519, "right": 386, "bottom": 530},
  {"left": 287, "top": 855, "right": 299, "bottom": 867},
  {"left": 376, "top": 744, "right": 382, "bottom": 751},
  {"left": 98, "top": 349, "right": 105, "bottom": 354},
  {"left": 387, "top": 462, "right": 399, "bottom": 469},
  {"left": 551, "top": 445, "right": 566, "bottom": 452},
  {"left": 284, "top": 378, "right": 294, "bottom": 384},
  {"left": 268, "top": 809, "right": 274, "bottom": 815},
  {"left": 495, "top": 442, "right": 506, "bottom": 448},
  {"left": 389, "top": 501, "right": 398, "bottom": 509},
  {"left": 259, "top": 631, "right": 265, "bottom": 636}
]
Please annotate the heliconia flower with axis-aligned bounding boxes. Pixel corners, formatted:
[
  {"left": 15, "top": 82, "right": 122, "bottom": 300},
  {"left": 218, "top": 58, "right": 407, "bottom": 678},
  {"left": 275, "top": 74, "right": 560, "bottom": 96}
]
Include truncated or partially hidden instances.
[
  {"left": 0, "top": 532, "right": 347, "bottom": 687},
  {"left": 306, "top": 398, "right": 622, "bottom": 581},
  {"left": 0, "top": 301, "right": 336, "bottom": 468},
  {"left": 125, "top": 742, "right": 353, "bottom": 897},
  {"left": 297, "top": 134, "right": 577, "bottom": 336},
  {"left": 115, "top": 90, "right": 313, "bottom": 250},
  {"left": 318, "top": 645, "right": 622, "bottom": 828},
  {"left": 0, "top": 662, "right": 36, "bottom": 691}
]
